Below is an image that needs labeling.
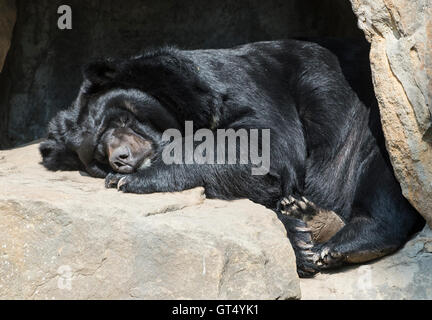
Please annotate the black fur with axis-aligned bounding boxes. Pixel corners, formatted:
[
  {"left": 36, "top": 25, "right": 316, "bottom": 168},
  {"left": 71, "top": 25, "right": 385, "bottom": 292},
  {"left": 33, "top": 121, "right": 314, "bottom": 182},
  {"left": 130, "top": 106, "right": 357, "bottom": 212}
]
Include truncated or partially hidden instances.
[{"left": 40, "top": 40, "right": 424, "bottom": 277}]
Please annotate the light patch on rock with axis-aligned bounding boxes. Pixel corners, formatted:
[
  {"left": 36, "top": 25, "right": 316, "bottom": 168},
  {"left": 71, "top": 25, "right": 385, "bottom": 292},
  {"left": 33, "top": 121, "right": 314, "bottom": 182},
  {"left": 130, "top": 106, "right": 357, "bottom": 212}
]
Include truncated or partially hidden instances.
[{"left": 301, "top": 226, "right": 432, "bottom": 300}]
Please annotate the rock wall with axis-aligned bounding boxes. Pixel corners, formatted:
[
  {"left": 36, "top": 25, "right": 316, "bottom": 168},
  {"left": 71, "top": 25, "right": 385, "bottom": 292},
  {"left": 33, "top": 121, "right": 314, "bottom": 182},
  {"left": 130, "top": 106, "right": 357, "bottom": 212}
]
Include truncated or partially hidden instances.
[
  {"left": 350, "top": 0, "right": 432, "bottom": 226},
  {"left": 0, "top": 0, "right": 362, "bottom": 148},
  {"left": 0, "top": 0, "right": 15, "bottom": 71}
]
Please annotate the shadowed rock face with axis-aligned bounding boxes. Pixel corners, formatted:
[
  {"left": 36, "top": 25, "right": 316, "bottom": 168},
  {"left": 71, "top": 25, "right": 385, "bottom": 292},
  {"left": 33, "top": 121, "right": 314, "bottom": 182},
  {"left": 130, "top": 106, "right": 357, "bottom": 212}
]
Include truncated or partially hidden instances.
[
  {"left": 0, "top": 143, "right": 300, "bottom": 300},
  {"left": 350, "top": 0, "right": 432, "bottom": 227},
  {"left": 0, "top": 0, "right": 362, "bottom": 148}
]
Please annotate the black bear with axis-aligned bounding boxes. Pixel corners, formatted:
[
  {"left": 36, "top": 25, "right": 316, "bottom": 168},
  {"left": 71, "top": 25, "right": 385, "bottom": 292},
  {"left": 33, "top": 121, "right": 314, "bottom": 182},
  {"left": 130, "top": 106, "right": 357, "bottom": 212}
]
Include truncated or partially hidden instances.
[{"left": 39, "top": 40, "right": 424, "bottom": 277}]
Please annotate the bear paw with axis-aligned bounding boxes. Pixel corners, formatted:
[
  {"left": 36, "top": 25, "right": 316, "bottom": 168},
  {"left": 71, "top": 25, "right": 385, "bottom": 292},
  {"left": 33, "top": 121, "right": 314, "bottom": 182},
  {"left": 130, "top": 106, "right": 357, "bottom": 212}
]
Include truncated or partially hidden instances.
[{"left": 277, "top": 195, "right": 319, "bottom": 221}]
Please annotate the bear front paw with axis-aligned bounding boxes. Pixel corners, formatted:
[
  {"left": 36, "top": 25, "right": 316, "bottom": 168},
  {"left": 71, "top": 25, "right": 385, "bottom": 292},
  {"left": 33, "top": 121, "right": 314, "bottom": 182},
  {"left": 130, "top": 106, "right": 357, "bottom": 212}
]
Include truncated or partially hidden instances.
[{"left": 105, "top": 173, "right": 127, "bottom": 189}]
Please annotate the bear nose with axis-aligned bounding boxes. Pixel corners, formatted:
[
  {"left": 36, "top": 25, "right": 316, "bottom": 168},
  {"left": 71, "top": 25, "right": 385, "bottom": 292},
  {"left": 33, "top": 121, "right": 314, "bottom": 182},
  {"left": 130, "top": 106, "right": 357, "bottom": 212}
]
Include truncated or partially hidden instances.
[{"left": 109, "top": 147, "right": 134, "bottom": 173}]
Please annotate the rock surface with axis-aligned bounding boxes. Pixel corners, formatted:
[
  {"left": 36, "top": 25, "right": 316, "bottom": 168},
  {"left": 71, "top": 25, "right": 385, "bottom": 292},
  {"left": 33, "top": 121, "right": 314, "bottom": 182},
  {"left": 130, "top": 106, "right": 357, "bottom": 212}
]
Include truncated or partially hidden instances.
[
  {"left": 350, "top": 0, "right": 432, "bottom": 227},
  {"left": 0, "top": 0, "right": 15, "bottom": 72},
  {"left": 301, "top": 226, "right": 432, "bottom": 300},
  {"left": 1, "top": 142, "right": 431, "bottom": 300},
  {"left": 0, "top": 143, "right": 300, "bottom": 300}
]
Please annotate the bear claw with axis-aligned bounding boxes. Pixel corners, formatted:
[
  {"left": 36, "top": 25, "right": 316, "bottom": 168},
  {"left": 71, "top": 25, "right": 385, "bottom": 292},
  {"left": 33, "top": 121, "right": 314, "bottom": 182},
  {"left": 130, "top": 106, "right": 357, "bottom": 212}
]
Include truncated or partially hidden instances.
[
  {"left": 117, "top": 177, "right": 128, "bottom": 190},
  {"left": 278, "top": 195, "right": 319, "bottom": 221},
  {"left": 312, "top": 246, "right": 344, "bottom": 268}
]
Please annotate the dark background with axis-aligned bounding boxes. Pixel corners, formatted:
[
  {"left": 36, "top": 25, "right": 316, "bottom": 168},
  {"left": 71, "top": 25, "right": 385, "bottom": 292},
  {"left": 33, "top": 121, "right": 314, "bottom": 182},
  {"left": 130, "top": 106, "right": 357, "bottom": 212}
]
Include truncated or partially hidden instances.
[{"left": 0, "top": 0, "right": 364, "bottom": 148}]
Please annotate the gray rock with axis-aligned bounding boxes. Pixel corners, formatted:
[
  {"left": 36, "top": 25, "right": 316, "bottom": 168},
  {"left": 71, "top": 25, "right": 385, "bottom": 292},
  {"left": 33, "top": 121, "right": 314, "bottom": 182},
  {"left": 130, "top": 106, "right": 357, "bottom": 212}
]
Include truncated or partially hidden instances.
[
  {"left": 301, "top": 227, "right": 432, "bottom": 300},
  {"left": 350, "top": 0, "right": 432, "bottom": 227},
  {"left": 0, "top": 143, "right": 300, "bottom": 300}
]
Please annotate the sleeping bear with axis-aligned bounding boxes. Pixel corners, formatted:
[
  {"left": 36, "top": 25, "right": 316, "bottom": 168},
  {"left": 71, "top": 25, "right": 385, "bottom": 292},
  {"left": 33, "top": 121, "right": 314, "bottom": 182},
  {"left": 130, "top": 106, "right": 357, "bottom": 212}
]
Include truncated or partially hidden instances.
[{"left": 39, "top": 39, "right": 424, "bottom": 277}]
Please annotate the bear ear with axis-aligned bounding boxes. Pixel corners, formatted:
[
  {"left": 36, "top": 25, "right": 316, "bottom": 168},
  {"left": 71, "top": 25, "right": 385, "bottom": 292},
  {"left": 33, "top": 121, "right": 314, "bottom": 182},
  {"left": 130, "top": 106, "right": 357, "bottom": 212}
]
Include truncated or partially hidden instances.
[
  {"left": 39, "top": 139, "right": 83, "bottom": 172},
  {"left": 82, "top": 58, "right": 118, "bottom": 86}
]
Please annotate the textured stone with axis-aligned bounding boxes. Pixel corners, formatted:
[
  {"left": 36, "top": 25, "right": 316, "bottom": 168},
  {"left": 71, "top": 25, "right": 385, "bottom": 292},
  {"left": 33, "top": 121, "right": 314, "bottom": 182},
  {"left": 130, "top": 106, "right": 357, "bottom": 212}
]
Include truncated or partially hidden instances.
[
  {"left": 301, "top": 227, "right": 432, "bottom": 300},
  {"left": 0, "top": 0, "right": 15, "bottom": 71},
  {"left": 0, "top": 143, "right": 300, "bottom": 300},
  {"left": 350, "top": 0, "right": 432, "bottom": 227}
]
